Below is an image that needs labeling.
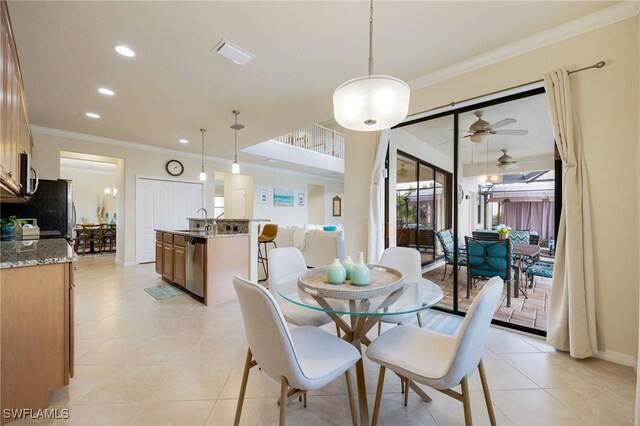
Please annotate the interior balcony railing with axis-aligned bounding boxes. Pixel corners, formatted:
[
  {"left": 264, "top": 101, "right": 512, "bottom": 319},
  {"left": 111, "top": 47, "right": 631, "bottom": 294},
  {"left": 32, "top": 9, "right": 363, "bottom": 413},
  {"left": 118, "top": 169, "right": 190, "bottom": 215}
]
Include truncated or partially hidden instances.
[{"left": 274, "top": 124, "right": 344, "bottom": 159}]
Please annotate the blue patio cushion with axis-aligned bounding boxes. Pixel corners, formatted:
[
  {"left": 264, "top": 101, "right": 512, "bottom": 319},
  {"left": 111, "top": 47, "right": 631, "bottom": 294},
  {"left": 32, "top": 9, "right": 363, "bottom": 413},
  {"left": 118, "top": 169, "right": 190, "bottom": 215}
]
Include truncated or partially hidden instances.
[
  {"left": 526, "top": 261, "right": 554, "bottom": 278},
  {"left": 509, "top": 230, "right": 531, "bottom": 245},
  {"left": 466, "top": 238, "right": 511, "bottom": 281},
  {"left": 436, "top": 229, "right": 467, "bottom": 266}
]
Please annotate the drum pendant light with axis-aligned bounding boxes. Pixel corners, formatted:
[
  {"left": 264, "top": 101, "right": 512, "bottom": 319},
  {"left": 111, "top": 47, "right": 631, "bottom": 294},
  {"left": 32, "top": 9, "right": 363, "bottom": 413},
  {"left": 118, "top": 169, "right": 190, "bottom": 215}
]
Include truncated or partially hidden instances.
[
  {"left": 199, "top": 128, "right": 207, "bottom": 181},
  {"left": 333, "top": 0, "right": 410, "bottom": 132},
  {"left": 230, "top": 110, "right": 244, "bottom": 174}
]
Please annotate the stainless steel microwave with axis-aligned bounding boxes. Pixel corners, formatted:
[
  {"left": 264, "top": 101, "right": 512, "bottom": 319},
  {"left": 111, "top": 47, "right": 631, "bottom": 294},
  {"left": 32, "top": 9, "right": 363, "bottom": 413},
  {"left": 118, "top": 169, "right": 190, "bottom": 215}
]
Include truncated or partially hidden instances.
[{"left": 19, "top": 152, "right": 39, "bottom": 196}]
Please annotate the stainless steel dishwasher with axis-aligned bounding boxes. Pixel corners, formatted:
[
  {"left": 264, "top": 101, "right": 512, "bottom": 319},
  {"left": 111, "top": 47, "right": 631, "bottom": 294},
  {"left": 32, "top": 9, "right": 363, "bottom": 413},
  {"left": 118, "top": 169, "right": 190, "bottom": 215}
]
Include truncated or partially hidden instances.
[{"left": 186, "top": 236, "right": 206, "bottom": 297}]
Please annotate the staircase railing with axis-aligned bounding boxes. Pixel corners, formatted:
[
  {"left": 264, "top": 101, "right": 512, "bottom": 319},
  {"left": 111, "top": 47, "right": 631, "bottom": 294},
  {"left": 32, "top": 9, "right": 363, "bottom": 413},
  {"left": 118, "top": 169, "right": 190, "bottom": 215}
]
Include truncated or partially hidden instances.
[{"left": 274, "top": 124, "right": 344, "bottom": 159}]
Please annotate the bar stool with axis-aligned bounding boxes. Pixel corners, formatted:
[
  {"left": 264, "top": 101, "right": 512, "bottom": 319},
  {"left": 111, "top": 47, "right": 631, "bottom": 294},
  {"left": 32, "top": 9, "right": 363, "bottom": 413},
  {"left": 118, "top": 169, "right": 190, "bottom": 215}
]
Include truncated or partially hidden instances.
[{"left": 257, "top": 224, "right": 278, "bottom": 282}]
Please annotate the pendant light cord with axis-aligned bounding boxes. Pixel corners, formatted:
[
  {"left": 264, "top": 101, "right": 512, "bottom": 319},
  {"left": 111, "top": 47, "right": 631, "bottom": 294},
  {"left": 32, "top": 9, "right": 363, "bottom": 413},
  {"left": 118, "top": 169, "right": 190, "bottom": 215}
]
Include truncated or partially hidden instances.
[
  {"left": 368, "top": 0, "right": 374, "bottom": 76},
  {"left": 200, "top": 128, "right": 206, "bottom": 172},
  {"left": 234, "top": 111, "right": 239, "bottom": 162}
]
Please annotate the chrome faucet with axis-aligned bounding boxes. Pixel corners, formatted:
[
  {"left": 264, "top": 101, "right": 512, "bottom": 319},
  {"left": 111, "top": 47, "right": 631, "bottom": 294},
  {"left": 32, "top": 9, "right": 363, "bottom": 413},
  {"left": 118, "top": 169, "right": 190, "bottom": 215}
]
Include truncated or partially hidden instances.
[{"left": 196, "top": 208, "right": 213, "bottom": 234}]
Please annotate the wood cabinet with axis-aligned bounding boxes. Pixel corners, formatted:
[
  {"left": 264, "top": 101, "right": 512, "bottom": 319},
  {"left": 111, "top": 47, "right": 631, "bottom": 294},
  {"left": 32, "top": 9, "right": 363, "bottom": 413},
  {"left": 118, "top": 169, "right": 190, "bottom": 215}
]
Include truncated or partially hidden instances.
[
  {"left": 0, "top": 0, "right": 33, "bottom": 198},
  {"left": 173, "top": 245, "right": 186, "bottom": 287},
  {"left": 162, "top": 242, "right": 173, "bottom": 280},
  {"left": 1, "top": 261, "right": 74, "bottom": 424},
  {"left": 155, "top": 232, "right": 163, "bottom": 275},
  {"left": 172, "top": 235, "right": 186, "bottom": 287}
]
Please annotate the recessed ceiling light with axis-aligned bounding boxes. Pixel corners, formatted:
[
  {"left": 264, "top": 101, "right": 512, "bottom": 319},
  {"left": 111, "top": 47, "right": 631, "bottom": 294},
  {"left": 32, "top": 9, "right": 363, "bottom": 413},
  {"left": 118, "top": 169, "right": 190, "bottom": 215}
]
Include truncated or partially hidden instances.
[
  {"left": 86, "top": 112, "right": 100, "bottom": 119},
  {"left": 98, "top": 87, "right": 115, "bottom": 96},
  {"left": 212, "top": 39, "right": 254, "bottom": 65},
  {"left": 179, "top": 139, "right": 189, "bottom": 144},
  {"left": 114, "top": 45, "right": 135, "bottom": 57},
  {"left": 265, "top": 158, "right": 278, "bottom": 163}
]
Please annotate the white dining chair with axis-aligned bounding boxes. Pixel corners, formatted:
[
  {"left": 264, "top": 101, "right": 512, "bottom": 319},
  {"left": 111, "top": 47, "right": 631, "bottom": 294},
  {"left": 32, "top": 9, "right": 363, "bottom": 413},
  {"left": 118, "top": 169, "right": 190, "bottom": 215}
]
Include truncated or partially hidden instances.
[
  {"left": 377, "top": 247, "right": 424, "bottom": 334},
  {"left": 233, "top": 276, "right": 360, "bottom": 426},
  {"left": 268, "top": 247, "right": 334, "bottom": 328},
  {"left": 366, "top": 276, "right": 503, "bottom": 426}
]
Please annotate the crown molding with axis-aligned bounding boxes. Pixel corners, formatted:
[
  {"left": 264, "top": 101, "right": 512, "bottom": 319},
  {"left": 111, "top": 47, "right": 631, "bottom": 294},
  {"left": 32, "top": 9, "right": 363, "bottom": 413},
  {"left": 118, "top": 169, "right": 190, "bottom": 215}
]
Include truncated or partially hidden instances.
[
  {"left": 409, "top": 1, "right": 640, "bottom": 90},
  {"left": 30, "top": 125, "right": 344, "bottom": 183}
]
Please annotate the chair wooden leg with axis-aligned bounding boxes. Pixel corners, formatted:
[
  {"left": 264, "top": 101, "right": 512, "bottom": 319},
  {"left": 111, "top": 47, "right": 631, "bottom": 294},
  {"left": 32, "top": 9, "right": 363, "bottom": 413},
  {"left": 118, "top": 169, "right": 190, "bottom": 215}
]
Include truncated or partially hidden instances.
[
  {"left": 279, "top": 376, "right": 288, "bottom": 426},
  {"left": 416, "top": 312, "right": 423, "bottom": 328},
  {"left": 478, "top": 359, "right": 496, "bottom": 426},
  {"left": 335, "top": 323, "right": 342, "bottom": 338},
  {"left": 377, "top": 321, "right": 382, "bottom": 336},
  {"left": 466, "top": 273, "right": 471, "bottom": 299},
  {"left": 302, "top": 391, "right": 307, "bottom": 408},
  {"left": 345, "top": 370, "right": 358, "bottom": 426},
  {"left": 461, "top": 376, "right": 473, "bottom": 426},
  {"left": 234, "top": 349, "right": 253, "bottom": 426},
  {"left": 403, "top": 378, "right": 409, "bottom": 406},
  {"left": 372, "top": 366, "right": 386, "bottom": 426},
  {"left": 442, "top": 263, "right": 448, "bottom": 280}
]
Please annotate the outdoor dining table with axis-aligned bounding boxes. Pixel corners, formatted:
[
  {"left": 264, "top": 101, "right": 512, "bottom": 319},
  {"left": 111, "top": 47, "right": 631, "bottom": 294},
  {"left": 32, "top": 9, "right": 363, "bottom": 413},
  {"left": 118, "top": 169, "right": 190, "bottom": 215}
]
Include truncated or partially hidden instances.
[
  {"left": 276, "top": 265, "right": 444, "bottom": 426},
  {"left": 512, "top": 244, "right": 541, "bottom": 296}
]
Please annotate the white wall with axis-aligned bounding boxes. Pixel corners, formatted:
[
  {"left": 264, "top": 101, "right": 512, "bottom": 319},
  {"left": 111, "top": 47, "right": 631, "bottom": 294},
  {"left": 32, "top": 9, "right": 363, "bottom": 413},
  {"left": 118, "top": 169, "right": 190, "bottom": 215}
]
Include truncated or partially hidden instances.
[
  {"left": 252, "top": 169, "right": 343, "bottom": 226},
  {"left": 307, "top": 185, "right": 325, "bottom": 224},
  {"left": 344, "top": 17, "right": 640, "bottom": 360}
]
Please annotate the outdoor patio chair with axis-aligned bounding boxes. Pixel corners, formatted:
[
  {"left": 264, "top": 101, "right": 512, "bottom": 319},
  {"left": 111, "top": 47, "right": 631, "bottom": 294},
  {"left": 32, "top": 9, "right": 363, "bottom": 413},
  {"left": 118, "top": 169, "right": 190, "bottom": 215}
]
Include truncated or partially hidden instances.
[
  {"left": 524, "top": 260, "right": 554, "bottom": 288},
  {"left": 435, "top": 229, "right": 467, "bottom": 280},
  {"left": 465, "top": 236, "right": 515, "bottom": 307},
  {"left": 508, "top": 230, "right": 531, "bottom": 245}
]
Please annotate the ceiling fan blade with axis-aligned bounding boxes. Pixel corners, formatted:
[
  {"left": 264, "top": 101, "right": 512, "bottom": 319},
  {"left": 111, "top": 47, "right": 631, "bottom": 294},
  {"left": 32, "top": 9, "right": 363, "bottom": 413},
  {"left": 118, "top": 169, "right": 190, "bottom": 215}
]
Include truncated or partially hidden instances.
[
  {"left": 489, "top": 118, "right": 516, "bottom": 129},
  {"left": 490, "top": 129, "right": 529, "bottom": 136}
]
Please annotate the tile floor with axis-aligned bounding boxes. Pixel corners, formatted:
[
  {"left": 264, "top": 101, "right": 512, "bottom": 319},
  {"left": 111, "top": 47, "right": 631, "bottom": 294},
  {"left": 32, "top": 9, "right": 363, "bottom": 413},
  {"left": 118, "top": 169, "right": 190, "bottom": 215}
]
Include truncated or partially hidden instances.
[{"left": 17, "top": 255, "right": 636, "bottom": 425}]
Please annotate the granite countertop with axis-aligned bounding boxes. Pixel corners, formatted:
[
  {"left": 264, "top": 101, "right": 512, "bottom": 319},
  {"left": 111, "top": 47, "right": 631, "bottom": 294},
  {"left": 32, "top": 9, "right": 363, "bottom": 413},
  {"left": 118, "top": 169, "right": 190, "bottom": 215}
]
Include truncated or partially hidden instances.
[
  {"left": 0, "top": 239, "right": 77, "bottom": 269},
  {"left": 155, "top": 229, "right": 249, "bottom": 239}
]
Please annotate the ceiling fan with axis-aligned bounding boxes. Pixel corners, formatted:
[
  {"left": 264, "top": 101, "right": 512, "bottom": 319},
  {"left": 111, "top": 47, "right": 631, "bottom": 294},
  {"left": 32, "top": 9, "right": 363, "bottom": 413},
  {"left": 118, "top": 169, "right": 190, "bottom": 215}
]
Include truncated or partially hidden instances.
[
  {"left": 464, "top": 110, "right": 529, "bottom": 143},
  {"left": 495, "top": 149, "right": 519, "bottom": 170}
]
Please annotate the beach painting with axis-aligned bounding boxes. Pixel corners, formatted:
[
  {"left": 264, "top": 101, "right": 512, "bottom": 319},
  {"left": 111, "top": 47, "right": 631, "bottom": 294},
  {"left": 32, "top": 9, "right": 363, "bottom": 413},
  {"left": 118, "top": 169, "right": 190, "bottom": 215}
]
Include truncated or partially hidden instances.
[{"left": 273, "top": 188, "right": 294, "bottom": 207}]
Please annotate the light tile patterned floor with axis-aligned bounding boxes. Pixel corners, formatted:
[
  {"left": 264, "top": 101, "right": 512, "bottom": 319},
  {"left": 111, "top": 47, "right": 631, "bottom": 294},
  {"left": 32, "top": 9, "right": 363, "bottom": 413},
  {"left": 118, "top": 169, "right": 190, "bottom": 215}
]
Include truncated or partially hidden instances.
[{"left": 15, "top": 256, "right": 635, "bottom": 425}]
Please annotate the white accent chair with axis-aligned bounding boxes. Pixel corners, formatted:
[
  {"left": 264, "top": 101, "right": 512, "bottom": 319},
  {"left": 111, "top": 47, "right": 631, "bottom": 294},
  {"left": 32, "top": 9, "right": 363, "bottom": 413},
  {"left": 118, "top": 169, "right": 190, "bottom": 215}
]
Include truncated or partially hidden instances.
[
  {"left": 268, "top": 247, "right": 333, "bottom": 328},
  {"left": 377, "top": 247, "right": 424, "bottom": 334},
  {"left": 232, "top": 276, "right": 360, "bottom": 426},
  {"left": 366, "top": 276, "right": 503, "bottom": 426}
]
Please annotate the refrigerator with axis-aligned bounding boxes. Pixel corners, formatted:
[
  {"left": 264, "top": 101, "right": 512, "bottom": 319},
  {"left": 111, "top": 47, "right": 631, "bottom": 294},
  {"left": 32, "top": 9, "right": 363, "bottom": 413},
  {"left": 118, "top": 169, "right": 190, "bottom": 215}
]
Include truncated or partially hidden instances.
[{"left": 1, "top": 179, "right": 75, "bottom": 240}]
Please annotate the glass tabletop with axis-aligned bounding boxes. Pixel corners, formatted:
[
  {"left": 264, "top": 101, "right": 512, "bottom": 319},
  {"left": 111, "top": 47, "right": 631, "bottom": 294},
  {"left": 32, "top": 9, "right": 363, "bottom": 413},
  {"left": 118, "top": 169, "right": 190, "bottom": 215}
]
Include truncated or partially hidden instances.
[{"left": 275, "top": 268, "right": 443, "bottom": 317}]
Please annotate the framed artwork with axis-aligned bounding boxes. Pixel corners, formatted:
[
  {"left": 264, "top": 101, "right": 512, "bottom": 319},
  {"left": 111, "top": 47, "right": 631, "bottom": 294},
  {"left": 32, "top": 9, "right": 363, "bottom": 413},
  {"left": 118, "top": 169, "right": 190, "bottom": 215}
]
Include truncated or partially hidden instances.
[
  {"left": 332, "top": 196, "right": 342, "bottom": 217},
  {"left": 297, "top": 192, "right": 305, "bottom": 206},
  {"left": 273, "top": 188, "right": 294, "bottom": 207},
  {"left": 259, "top": 189, "right": 269, "bottom": 204}
]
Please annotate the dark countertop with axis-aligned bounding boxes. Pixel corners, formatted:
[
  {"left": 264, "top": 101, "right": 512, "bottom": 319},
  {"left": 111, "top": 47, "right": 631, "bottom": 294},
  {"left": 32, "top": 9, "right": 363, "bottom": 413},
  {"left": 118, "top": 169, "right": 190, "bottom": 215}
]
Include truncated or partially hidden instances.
[{"left": 0, "top": 239, "right": 77, "bottom": 269}]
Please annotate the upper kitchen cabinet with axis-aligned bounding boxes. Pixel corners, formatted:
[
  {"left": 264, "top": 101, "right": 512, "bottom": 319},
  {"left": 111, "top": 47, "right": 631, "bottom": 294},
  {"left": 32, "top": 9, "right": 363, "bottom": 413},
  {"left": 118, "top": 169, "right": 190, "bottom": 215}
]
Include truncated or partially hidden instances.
[{"left": 0, "top": 0, "right": 33, "bottom": 198}]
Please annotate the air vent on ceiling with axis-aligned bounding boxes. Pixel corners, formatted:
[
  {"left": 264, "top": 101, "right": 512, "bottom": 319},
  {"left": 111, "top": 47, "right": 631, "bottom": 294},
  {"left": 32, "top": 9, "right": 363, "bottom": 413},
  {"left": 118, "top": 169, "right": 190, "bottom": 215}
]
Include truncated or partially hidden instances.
[{"left": 213, "top": 39, "right": 255, "bottom": 65}]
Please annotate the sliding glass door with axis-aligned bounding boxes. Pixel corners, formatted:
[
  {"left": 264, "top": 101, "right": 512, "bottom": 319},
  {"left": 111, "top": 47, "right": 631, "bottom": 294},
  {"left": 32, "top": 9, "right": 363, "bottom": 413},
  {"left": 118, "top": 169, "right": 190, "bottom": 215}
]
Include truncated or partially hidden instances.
[{"left": 396, "top": 152, "right": 451, "bottom": 265}]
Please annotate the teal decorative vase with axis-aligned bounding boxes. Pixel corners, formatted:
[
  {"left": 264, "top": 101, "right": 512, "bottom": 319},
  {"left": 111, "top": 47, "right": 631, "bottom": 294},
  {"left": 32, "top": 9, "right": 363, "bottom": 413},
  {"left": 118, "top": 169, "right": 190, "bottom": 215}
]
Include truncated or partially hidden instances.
[
  {"left": 111, "top": 212, "right": 116, "bottom": 224},
  {"left": 341, "top": 256, "right": 354, "bottom": 280},
  {"left": 350, "top": 252, "right": 370, "bottom": 286},
  {"left": 326, "top": 258, "right": 346, "bottom": 285}
]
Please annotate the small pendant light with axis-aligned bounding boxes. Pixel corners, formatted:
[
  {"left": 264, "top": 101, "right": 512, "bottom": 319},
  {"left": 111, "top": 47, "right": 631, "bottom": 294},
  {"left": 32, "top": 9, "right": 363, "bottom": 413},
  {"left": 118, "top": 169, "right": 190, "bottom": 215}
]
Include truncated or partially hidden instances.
[
  {"left": 230, "top": 110, "right": 244, "bottom": 174},
  {"left": 199, "top": 128, "right": 207, "bottom": 181}
]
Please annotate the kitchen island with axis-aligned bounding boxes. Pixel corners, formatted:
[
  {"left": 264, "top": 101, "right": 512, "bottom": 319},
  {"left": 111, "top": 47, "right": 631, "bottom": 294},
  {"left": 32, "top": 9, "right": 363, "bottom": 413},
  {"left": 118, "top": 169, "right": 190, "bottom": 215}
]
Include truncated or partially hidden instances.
[
  {"left": 0, "top": 239, "right": 76, "bottom": 424},
  {"left": 155, "top": 219, "right": 257, "bottom": 306}
]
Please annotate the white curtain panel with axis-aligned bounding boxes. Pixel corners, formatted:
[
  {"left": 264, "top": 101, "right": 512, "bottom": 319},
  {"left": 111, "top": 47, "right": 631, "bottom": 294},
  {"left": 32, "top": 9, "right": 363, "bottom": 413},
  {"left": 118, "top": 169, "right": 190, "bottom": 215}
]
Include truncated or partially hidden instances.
[
  {"left": 543, "top": 69, "right": 598, "bottom": 358},
  {"left": 367, "top": 129, "right": 390, "bottom": 264}
]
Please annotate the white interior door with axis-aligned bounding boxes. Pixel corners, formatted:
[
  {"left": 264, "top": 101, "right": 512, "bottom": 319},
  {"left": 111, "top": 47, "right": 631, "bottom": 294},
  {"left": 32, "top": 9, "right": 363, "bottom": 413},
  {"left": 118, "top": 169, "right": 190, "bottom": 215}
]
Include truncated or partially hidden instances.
[{"left": 136, "top": 177, "right": 204, "bottom": 263}]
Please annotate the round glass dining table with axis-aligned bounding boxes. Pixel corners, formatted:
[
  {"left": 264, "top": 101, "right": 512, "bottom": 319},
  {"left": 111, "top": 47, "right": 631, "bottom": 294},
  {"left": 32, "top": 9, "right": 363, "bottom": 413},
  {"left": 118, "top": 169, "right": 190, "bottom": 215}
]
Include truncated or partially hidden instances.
[{"left": 275, "top": 266, "right": 444, "bottom": 426}]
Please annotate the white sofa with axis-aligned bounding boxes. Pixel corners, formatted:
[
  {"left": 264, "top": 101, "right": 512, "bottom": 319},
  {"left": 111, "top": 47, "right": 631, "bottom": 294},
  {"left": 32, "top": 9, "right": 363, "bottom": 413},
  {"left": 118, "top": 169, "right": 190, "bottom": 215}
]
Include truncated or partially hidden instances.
[{"left": 271, "top": 225, "right": 344, "bottom": 268}]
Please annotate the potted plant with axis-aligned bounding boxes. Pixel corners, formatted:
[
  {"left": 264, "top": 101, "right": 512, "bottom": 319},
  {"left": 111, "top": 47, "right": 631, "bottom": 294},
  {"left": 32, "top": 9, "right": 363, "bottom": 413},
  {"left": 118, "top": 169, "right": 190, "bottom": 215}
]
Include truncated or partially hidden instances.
[
  {"left": 496, "top": 224, "right": 511, "bottom": 240},
  {"left": 1, "top": 216, "right": 17, "bottom": 241}
]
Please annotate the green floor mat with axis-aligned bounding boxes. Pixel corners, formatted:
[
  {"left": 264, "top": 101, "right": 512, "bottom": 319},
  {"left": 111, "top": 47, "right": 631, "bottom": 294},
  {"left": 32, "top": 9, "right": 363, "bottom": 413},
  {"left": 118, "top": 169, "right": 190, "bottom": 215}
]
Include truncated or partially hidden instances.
[{"left": 144, "top": 284, "right": 186, "bottom": 300}]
